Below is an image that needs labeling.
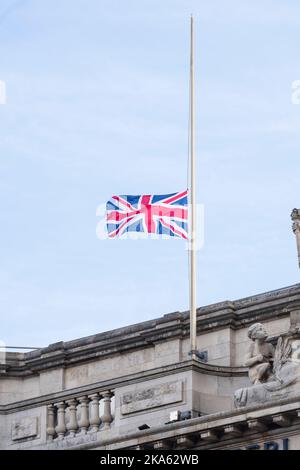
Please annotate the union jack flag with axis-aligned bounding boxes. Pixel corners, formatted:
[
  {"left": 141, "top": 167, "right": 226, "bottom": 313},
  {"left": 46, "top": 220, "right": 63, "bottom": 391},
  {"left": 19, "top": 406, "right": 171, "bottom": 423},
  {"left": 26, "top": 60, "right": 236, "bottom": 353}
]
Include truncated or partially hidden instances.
[{"left": 106, "top": 190, "right": 188, "bottom": 239}]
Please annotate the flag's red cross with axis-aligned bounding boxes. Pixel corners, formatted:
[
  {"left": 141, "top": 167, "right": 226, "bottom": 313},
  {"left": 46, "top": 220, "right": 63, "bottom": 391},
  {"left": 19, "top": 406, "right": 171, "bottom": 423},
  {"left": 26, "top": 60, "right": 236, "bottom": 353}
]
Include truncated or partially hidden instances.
[{"left": 107, "top": 190, "right": 188, "bottom": 239}]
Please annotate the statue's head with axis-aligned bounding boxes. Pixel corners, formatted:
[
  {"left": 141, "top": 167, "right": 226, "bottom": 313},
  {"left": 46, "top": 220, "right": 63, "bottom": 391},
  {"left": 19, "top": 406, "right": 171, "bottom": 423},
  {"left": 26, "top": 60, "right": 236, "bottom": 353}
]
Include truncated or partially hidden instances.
[
  {"left": 248, "top": 323, "right": 267, "bottom": 341},
  {"left": 291, "top": 208, "right": 300, "bottom": 220}
]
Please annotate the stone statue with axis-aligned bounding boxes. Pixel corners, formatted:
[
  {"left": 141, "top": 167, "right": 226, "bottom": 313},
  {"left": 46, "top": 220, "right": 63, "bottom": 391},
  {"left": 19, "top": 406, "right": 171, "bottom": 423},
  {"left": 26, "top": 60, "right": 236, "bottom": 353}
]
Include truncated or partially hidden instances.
[
  {"left": 234, "top": 324, "right": 300, "bottom": 408},
  {"left": 244, "top": 323, "right": 274, "bottom": 385},
  {"left": 291, "top": 209, "right": 300, "bottom": 267}
]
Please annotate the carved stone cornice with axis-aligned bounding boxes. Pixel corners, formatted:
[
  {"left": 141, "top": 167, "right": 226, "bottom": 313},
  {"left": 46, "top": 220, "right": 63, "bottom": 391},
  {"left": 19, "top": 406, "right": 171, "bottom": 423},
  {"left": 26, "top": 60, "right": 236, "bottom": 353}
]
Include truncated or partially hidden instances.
[{"left": 2, "top": 283, "right": 300, "bottom": 377}]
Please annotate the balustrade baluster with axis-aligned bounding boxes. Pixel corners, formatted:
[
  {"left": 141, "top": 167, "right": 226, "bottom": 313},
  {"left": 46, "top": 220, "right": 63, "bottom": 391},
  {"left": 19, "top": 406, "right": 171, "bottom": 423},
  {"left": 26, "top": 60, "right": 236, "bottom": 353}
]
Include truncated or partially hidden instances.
[
  {"left": 46, "top": 404, "right": 56, "bottom": 440},
  {"left": 78, "top": 396, "right": 90, "bottom": 433},
  {"left": 66, "top": 399, "right": 78, "bottom": 437},
  {"left": 101, "top": 391, "right": 113, "bottom": 430},
  {"left": 89, "top": 393, "right": 101, "bottom": 432},
  {"left": 55, "top": 402, "right": 66, "bottom": 439}
]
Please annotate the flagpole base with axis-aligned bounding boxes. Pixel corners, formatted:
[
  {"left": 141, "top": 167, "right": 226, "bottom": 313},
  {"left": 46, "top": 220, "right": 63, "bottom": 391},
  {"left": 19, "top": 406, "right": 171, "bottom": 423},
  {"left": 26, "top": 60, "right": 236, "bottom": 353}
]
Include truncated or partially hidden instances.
[{"left": 188, "top": 350, "right": 208, "bottom": 362}]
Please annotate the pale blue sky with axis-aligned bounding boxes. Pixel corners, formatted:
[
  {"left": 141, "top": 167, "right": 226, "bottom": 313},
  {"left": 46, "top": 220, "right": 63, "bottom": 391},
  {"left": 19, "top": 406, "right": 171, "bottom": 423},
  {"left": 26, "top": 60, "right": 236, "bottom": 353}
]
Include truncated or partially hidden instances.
[{"left": 1, "top": 0, "right": 300, "bottom": 347}]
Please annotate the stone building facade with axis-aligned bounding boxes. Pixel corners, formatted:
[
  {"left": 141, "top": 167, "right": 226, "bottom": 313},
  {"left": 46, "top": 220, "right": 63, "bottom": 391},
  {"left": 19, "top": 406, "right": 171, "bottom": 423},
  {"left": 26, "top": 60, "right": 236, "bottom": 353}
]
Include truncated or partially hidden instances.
[{"left": 2, "top": 283, "right": 300, "bottom": 450}]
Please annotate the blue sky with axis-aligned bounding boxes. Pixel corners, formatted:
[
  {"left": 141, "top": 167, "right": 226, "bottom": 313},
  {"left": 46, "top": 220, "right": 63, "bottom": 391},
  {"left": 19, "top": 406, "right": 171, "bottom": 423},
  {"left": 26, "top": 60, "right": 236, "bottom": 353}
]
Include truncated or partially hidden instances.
[{"left": 1, "top": 0, "right": 300, "bottom": 347}]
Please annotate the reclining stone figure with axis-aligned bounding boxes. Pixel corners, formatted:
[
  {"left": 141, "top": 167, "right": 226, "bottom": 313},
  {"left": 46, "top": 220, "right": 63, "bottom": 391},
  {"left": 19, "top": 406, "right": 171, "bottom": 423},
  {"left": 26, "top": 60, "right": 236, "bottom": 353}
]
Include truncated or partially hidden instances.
[
  {"left": 245, "top": 323, "right": 274, "bottom": 385},
  {"left": 234, "top": 323, "right": 300, "bottom": 408}
]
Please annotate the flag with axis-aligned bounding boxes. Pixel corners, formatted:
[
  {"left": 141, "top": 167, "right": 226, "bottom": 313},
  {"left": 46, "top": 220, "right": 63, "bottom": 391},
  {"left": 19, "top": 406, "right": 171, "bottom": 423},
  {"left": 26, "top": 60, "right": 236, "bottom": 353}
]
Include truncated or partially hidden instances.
[{"left": 106, "top": 190, "right": 188, "bottom": 239}]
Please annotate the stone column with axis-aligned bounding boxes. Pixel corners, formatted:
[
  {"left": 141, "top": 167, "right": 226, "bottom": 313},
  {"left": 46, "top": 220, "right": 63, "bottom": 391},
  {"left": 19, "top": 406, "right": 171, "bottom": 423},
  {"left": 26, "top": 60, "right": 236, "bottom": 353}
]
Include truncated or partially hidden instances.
[
  {"left": 101, "top": 391, "right": 113, "bottom": 430},
  {"left": 55, "top": 402, "right": 66, "bottom": 439},
  {"left": 46, "top": 404, "right": 56, "bottom": 440},
  {"left": 66, "top": 399, "right": 78, "bottom": 437},
  {"left": 291, "top": 208, "right": 300, "bottom": 268},
  {"left": 89, "top": 393, "right": 101, "bottom": 432},
  {"left": 78, "top": 396, "right": 90, "bottom": 433}
]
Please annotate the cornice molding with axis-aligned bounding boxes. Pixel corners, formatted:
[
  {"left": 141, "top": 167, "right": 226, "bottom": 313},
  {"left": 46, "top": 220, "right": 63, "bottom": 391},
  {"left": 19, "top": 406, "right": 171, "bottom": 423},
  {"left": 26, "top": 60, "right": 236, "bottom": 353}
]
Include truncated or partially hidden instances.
[
  {"left": 0, "top": 360, "right": 247, "bottom": 414},
  {"left": 2, "top": 283, "right": 300, "bottom": 377}
]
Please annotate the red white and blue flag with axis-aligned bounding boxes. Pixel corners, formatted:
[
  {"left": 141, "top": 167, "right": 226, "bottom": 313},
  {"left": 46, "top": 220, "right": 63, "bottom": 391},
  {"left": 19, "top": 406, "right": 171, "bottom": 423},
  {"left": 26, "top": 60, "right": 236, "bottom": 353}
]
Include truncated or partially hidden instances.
[{"left": 106, "top": 190, "right": 188, "bottom": 239}]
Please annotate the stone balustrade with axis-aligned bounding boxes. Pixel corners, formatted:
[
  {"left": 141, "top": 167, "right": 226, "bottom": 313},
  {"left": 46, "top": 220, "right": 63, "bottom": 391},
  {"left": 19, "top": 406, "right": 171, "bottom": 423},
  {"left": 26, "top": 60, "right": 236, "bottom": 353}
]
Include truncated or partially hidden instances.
[{"left": 46, "top": 390, "right": 114, "bottom": 440}]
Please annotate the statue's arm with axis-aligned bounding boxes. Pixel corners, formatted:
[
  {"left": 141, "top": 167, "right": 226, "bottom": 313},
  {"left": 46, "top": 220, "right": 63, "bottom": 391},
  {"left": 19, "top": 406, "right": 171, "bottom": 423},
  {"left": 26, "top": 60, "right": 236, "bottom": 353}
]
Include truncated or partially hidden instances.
[
  {"left": 268, "top": 343, "right": 275, "bottom": 361},
  {"left": 244, "top": 344, "right": 262, "bottom": 367}
]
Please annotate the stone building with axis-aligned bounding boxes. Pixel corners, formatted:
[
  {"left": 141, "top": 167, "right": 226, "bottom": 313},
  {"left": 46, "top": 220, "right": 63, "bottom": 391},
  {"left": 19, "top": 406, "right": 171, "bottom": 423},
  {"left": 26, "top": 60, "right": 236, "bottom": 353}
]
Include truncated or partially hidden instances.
[
  {"left": 1, "top": 210, "right": 300, "bottom": 451},
  {"left": 2, "top": 281, "right": 300, "bottom": 451}
]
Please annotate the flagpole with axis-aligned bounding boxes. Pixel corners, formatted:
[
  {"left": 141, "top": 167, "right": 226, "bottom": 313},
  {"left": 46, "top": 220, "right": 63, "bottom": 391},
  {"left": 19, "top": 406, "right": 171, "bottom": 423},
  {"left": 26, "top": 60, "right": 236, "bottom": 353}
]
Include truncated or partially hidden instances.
[{"left": 189, "top": 16, "right": 197, "bottom": 358}]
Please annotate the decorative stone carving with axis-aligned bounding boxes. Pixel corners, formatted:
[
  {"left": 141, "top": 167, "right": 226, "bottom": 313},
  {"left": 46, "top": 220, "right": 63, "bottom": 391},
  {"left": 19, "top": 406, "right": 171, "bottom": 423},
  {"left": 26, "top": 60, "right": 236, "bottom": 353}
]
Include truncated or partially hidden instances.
[
  {"left": 153, "top": 440, "right": 172, "bottom": 450},
  {"left": 176, "top": 436, "right": 195, "bottom": 448},
  {"left": 121, "top": 381, "right": 183, "bottom": 415},
  {"left": 244, "top": 323, "right": 274, "bottom": 385},
  {"left": 12, "top": 417, "right": 39, "bottom": 441},
  {"left": 272, "top": 414, "right": 291, "bottom": 427},
  {"left": 292, "top": 221, "right": 300, "bottom": 234},
  {"left": 234, "top": 324, "right": 300, "bottom": 408},
  {"left": 291, "top": 208, "right": 300, "bottom": 267},
  {"left": 291, "top": 208, "right": 300, "bottom": 224},
  {"left": 247, "top": 419, "right": 267, "bottom": 432},
  {"left": 200, "top": 430, "right": 218, "bottom": 442},
  {"left": 223, "top": 425, "right": 241, "bottom": 436}
]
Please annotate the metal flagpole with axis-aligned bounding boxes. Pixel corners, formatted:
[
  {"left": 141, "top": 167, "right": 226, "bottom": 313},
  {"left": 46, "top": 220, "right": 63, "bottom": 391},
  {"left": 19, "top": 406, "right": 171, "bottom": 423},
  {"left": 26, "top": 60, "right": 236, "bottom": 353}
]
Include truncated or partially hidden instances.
[{"left": 189, "top": 16, "right": 197, "bottom": 358}]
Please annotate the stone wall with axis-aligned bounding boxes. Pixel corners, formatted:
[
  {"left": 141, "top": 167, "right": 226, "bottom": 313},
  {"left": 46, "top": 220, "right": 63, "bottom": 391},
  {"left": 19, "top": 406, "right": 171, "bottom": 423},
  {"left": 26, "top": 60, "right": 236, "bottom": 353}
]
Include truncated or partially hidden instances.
[{"left": 1, "top": 283, "right": 300, "bottom": 449}]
